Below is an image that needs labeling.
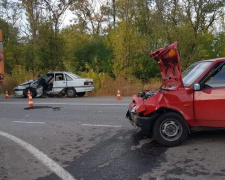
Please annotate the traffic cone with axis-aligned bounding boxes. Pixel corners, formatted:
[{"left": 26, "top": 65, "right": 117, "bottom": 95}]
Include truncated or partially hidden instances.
[
  {"left": 5, "top": 90, "right": 9, "bottom": 99},
  {"left": 28, "top": 93, "right": 34, "bottom": 108},
  {"left": 27, "top": 89, "right": 31, "bottom": 99},
  {"left": 117, "top": 90, "right": 122, "bottom": 100}
]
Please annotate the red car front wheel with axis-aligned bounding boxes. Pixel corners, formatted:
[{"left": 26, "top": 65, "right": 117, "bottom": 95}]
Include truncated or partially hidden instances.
[{"left": 153, "top": 112, "right": 189, "bottom": 147}]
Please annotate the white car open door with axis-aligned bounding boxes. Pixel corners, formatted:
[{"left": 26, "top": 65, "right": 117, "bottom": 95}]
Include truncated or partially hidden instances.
[{"left": 52, "top": 73, "right": 67, "bottom": 93}]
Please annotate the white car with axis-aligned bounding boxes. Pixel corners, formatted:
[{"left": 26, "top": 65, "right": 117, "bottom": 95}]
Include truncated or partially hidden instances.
[{"left": 13, "top": 72, "right": 94, "bottom": 98}]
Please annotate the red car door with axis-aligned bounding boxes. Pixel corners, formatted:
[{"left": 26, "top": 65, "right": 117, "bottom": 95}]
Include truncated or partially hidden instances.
[{"left": 194, "top": 62, "right": 225, "bottom": 127}]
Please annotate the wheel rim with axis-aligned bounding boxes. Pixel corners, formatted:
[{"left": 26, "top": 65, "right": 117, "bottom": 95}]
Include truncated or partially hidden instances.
[
  {"left": 67, "top": 89, "right": 74, "bottom": 97},
  {"left": 160, "top": 118, "right": 183, "bottom": 141}
]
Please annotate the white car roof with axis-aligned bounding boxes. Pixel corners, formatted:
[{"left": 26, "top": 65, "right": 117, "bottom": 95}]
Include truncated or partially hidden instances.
[{"left": 46, "top": 72, "right": 81, "bottom": 79}]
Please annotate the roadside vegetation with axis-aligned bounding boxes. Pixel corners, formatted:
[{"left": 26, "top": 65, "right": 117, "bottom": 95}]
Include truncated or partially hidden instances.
[{"left": 0, "top": 0, "right": 225, "bottom": 96}]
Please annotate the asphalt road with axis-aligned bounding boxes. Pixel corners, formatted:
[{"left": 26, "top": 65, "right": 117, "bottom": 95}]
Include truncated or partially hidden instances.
[{"left": 1, "top": 96, "right": 225, "bottom": 180}]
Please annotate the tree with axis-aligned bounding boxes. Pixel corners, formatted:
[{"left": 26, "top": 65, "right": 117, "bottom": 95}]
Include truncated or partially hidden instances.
[
  {"left": 181, "top": 0, "right": 225, "bottom": 66},
  {"left": 70, "top": 0, "right": 108, "bottom": 35},
  {"left": 0, "top": 0, "right": 22, "bottom": 27},
  {"left": 0, "top": 18, "right": 21, "bottom": 73},
  {"left": 61, "top": 26, "right": 113, "bottom": 74}
]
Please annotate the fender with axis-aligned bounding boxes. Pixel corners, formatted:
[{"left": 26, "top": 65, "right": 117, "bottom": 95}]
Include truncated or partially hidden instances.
[{"left": 135, "top": 89, "right": 195, "bottom": 126}]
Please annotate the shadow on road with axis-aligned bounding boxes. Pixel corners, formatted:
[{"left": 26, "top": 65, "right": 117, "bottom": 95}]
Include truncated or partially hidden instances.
[{"left": 37, "top": 130, "right": 167, "bottom": 180}]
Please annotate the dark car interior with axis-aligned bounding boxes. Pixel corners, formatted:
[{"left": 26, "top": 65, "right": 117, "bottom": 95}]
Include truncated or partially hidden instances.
[{"left": 39, "top": 73, "right": 54, "bottom": 91}]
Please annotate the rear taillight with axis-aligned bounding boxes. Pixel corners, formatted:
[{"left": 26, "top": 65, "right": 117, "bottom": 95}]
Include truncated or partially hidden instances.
[{"left": 84, "top": 81, "right": 93, "bottom": 85}]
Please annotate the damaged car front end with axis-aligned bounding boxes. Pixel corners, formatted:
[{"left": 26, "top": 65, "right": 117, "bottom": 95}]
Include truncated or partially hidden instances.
[
  {"left": 126, "top": 42, "right": 192, "bottom": 146},
  {"left": 127, "top": 41, "right": 225, "bottom": 147},
  {"left": 126, "top": 89, "right": 160, "bottom": 134},
  {"left": 127, "top": 42, "right": 184, "bottom": 131},
  {"left": 14, "top": 79, "right": 43, "bottom": 97}
]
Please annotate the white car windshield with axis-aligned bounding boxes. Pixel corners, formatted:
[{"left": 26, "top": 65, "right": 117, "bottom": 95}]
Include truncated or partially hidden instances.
[{"left": 182, "top": 61, "right": 212, "bottom": 87}]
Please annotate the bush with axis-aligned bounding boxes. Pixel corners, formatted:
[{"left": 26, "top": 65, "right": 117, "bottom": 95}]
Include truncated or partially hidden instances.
[
  {"left": 80, "top": 70, "right": 161, "bottom": 96},
  {"left": 1, "top": 66, "right": 38, "bottom": 95},
  {"left": 1, "top": 74, "right": 19, "bottom": 95}
]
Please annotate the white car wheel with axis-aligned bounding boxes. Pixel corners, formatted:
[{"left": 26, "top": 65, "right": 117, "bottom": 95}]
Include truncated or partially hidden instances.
[{"left": 66, "top": 88, "right": 76, "bottom": 97}]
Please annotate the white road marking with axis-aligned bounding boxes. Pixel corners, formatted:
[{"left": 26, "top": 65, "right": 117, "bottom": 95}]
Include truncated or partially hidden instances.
[
  {"left": 0, "top": 130, "right": 76, "bottom": 180},
  {"left": 81, "top": 123, "right": 122, "bottom": 128},
  {"left": 13, "top": 121, "right": 46, "bottom": 124}
]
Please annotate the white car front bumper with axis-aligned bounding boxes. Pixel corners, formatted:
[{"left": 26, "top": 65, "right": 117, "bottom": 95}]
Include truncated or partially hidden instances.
[{"left": 13, "top": 87, "right": 24, "bottom": 96}]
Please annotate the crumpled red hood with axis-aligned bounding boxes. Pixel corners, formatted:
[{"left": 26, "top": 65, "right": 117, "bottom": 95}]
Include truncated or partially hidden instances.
[{"left": 149, "top": 42, "right": 184, "bottom": 90}]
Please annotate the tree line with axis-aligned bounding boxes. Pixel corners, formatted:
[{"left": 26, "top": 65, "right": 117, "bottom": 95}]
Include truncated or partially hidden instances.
[{"left": 0, "top": 0, "right": 225, "bottom": 83}]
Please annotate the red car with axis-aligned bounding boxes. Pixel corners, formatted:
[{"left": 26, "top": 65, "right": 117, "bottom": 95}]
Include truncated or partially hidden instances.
[{"left": 126, "top": 42, "right": 225, "bottom": 147}]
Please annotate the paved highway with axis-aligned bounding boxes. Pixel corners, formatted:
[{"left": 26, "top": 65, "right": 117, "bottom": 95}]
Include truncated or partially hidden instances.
[{"left": 1, "top": 96, "right": 225, "bottom": 180}]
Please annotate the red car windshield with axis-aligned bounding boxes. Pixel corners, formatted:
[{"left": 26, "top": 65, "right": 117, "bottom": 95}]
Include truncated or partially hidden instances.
[{"left": 182, "top": 61, "right": 212, "bottom": 87}]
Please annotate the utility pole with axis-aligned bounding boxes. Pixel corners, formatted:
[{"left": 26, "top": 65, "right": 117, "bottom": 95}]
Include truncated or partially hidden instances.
[{"left": 112, "top": 0, "right": 116, "bottom": 28}]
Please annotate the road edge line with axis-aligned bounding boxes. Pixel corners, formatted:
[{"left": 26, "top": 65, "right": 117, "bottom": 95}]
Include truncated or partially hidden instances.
[{"left": 0, "top": 130, "right": 76, "bottom": 180}]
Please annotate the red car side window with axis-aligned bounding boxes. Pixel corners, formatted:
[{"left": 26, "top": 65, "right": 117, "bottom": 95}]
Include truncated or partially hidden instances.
[{"left": 205, "top": 64, "right": 225, "bottom": 88}]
